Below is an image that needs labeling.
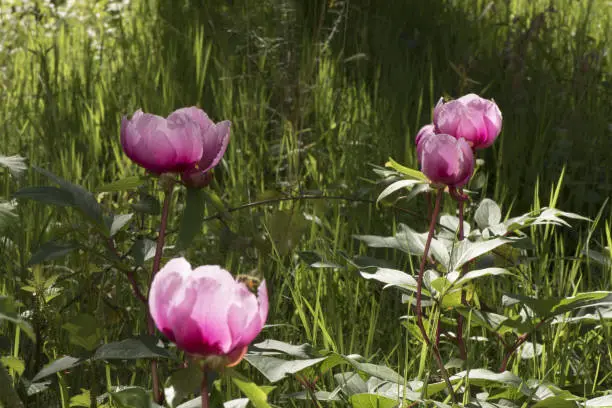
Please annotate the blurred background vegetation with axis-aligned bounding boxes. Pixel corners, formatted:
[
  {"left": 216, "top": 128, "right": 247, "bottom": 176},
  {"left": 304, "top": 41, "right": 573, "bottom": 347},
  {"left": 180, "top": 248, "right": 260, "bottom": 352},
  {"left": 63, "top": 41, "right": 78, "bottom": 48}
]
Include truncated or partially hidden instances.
[{"left": 1, "top": 0, "right": 611, "bottom": 405}]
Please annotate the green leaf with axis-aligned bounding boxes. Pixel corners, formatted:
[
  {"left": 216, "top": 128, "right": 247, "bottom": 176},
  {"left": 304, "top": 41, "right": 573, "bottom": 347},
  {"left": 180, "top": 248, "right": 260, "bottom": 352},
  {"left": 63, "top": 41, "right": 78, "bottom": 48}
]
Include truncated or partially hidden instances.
[
  {"left": 95, "top": 176, "right": 144, "bottom": 193},
  {"left": 1, "top": 356, "right": 25, "bottom": 375},
  {"left": 449, "top": 268, "right": 512, "bottom": 289},
  {"left": 456, "top": 307, "right": 530, "bottom": 335},
  {"left": 223, "top": 399, "right": 250, "bottom": 408},
  {"left": 334, "top": 371, "right": 368, "bottom": 395},
  {"left": 69, "top": 389, "right": 90, "bottom": 407},
  {"left": 265, "top": 209, "right": 309, "bottom": 257},
  {"left": 0, "top": 154, "right": 27, "bottom": 176},
  {"left": 62, "top": 313, "right": 102, "bottom": 351},
  {"left": 451, "top": 238, "right": 513, "bottom": 272},
  {"left": 243, "top": 354, "right": 327, "bottom": 383},
  {"left": 0, "top": 200, "right": 18, "bottom": 229},
  {"left": 360, "top": 268, "right": 417, "bottom": 292},
  {"left": 176, "top": 188, "right": 206, "bottom": 250},
  {"left": 131, "top": 238, "right": 156, "bottom": 266},
  {"left": 376, "top": 179, "right": 423, "bottom": 204},
  {"left": 474, "top": 199, "right": 502, "bottom": 229},
  {"left": 251, "top": 340, "right": 317, "bottom": 359},
  {"left": 355, "top": 224, "right": 450, "bottom": 269},
  {"left": 342, "top": 355, "right": 404, "bottom": 384},
  {"left": 384, "top": 158, "right": 428, "bottom": 181},
  {"left": 231, "top": 377, "right": 272, "bottom": 408},
  {"left": 14, "top": 186, "right": 75, "bottom": 207},
  {"left": 32, "top": 356, "right": 83, "bottom": 382},
  {"left": 164, "top": 363, "right": 203, "bottom": 408},
  {"left": 110, "top": 214, "right": 134, "bottom": 237},
  {"left": 131, "top": 194, "right": 160, "bottom": 214},
  {"left": 27, "top": 241, "right": 79, "bottom": 266},
  {"left": 34, "top": 167, "right": 108, "bottom": 235},
  {"left": 349, "top": 393, "right": 399, "bottom": 408},
  {"left": 94, "top": 336, "right": 175, "bottom": 361},
  {"left": 503, "top": 292, "right": 612, "bottom": 319},
  {"left": 419, "top": 369, "right": 530, "bottom": 397},
  {"left": 585, "top": 395, "right": 612, "bottom": 407},
  {"left": 110, "top": 387, "right": 151, "bottom": 408},
  {"left": 0, "top": 296, "right": 34, "bottom": 340},
  {"left": 531, "top": 397, "right": 579, "bottom": 408}
]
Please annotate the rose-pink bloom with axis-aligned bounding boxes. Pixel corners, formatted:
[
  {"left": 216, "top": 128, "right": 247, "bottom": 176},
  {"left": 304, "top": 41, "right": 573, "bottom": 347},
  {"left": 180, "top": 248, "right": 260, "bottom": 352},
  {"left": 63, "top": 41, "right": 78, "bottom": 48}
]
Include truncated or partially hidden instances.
[
  {"left": 121, "top": 109, "right": 204, "bottom": 174},
  {"left": 419, "top": 133, "right": 474, "bottom": 187},
  {"left": 415, "top": 124, "right": 436, "bottom": 162},
  {"left": 433, "top": 94, "right": 502, "bottom": 149},
  {"left": 149, "top": 258, "right": 268, "bottom": 359}
]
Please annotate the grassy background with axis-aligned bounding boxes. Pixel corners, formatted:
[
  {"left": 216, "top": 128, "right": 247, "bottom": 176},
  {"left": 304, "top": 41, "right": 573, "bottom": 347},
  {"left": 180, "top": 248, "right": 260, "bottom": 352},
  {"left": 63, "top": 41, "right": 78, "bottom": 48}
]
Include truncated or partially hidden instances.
[{"left": 1, "top": 0, "right": 611, "bottom": 406}]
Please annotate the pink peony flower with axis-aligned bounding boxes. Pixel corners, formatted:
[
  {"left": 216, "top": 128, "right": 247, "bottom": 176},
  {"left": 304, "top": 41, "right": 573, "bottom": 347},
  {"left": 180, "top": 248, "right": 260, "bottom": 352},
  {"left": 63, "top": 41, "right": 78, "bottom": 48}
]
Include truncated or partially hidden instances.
[
  {"left": 120, "top": 107, "right": 230, "bottom": 176},
  {"left": 148, "top": 258, "right": 268, "bottom": 367},
  {"left": 415, "top": 124, "right": 436, "bottom": 162},
  {"left": 418, "top": 133, "right": 474, "bottom": 187},
  {"left": 433, "top": 94, "right": 502, "bottom": 149}
]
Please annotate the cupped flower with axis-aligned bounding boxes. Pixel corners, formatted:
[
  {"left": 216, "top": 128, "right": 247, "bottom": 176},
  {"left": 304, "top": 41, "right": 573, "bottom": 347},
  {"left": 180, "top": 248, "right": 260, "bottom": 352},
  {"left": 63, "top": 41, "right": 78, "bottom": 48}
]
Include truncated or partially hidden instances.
[
  {"left": 121, "top": 109, "right": 204, "bottom": 174},
  {"left": 419, "top": 133, "right": 474, "bottom": 187},
  {"left": 433, "top": 94, "right": 502, "bottom": 149},
  {"left": 149, "top": 258, "right": 268, "bottom": 367},
  {"left": 415, "top": 124, "right": 436, "bottom": 162}
]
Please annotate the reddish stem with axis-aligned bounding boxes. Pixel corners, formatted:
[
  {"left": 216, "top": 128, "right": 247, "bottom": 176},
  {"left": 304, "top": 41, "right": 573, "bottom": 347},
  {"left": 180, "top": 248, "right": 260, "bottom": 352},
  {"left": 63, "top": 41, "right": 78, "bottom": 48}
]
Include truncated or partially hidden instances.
[
  {"left": 148, "top": 190, "right": 173, "bottom": 404},
  {"left": 107, "top": 238, "right": 147, "bottom": 304},
  {"left": 499, "top": 319, "right": 547, "bottom": 372},
  {"left": 416, "top": 189, "right": 458, "bottom": 404},
  {"left": 201, "top": 368, "right": 209, "bottom": 408}
]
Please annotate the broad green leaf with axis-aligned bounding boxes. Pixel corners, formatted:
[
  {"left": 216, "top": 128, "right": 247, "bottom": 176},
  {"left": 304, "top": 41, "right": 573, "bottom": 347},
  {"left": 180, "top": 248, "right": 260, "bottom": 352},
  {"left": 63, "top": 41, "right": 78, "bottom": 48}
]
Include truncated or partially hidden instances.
[
  {"left": 376, "top": 179, "right": 423, "bottom": 204},
  {"left": 223, "top": 399, "right": 250, "bottom": 408},
  {"left": 231, "top": 377, "right": 272, "bottom": 408},
  {"left": 176, "top": 188, "right": 206, "bottom": 250},
  {"left": 355, "top": 224, "right": 450, "bottom": 269},
  {"left": 110, "top": 214, "right": 134, "bottom": 237},
  {"left": 131, "top": 238, "right": 157, "bottom": 266},
  {"left": 69, "top": 389, "right": 90, "bottom": 407},
  {"left": 131, "top": 194, "right": 160, "bottom": 214},
  {"left": 94, "top": 336, "right": 175, "bottom": 361},
  {"left": 25, "top": 381, "right": 51, "bottom": 396},
  {"left": 502, "top": 292, "right": 612, "bottom": 319},
  {"left": 456, "top": 307, "right": 530, "bottom": 335},
  {"left": 519, "top": 342, "right": 543, "bottom": 359},
  {"left": 14, "top": 186, "right": 75, "bottom": 207},
  {"left": 349, "top": 393, "right": 399, "bottom": 408},
  {"left": 265, "top": 209, "right": 309, "bottom": 257},
  {"left": 27, "top": 241, "right": 79, "bottom": 266},
  {"left": 95, "top": 176, "right": 144, "bottom": 193},
  {"left": 342, "top": 355, "right": 404, "bottom": 384},
  {"left": 35, "top": 167, "right": 108, "bottom": 235},
  {"left": 164, "top": 363, "right": 204, "bottom": 408},
  {"left": 110, "top": 387, "right": 151, "bottom": 408},
  {"left": 334, "top": 371, "right": 368, "bottom": 395},
  {"left": 32, "top": 356, "right": 83, "bottom": 382},
  {"left": 284, "top": 391, "right": 342, "bottom": 402},
  {"left": 585, "top": 395, "right": 612, "bottom": 407},
  {"left": 176, "top": 397, "right": 202, "bottom": 408},
  {"left": 360, "top": 268, "right": 417, "bottom": 291},
  {"left": 251, "top": 340, "right": 317, "bottom": 359},
  {"left": 474, "top": 199, "right": 502, "bottom": 229},
  {"left": 451, "top": 237, "right": 513, "bottom": 272},
  {"left": 551, "top": 307, "right": 612, "bottom": 325},
  {"left": 0, "top": 296, "right": 34, "bottom": 340},
  {"left": 243, "top": 354, "right": 327, "bottom": 383},
  {"left": 385, "top": 158, "right": 428, "bottom": 181},
  {"left": 531, "top": 397, "right": 579, "bottom": 408},
  {"left": 0, "top": 154, "right": 27, "bottom": 176},
  {"left": 418, "top": 369, "right": 530, "bottom": 397},
  {"left": 449, "top": 268, "right": 512, "bottom": 289},
  {"left": 1, "top": 356, "right": 25, "bottom": 375},
  {"left": 62, "top": 313, "right": 102, "bottom": 351}
]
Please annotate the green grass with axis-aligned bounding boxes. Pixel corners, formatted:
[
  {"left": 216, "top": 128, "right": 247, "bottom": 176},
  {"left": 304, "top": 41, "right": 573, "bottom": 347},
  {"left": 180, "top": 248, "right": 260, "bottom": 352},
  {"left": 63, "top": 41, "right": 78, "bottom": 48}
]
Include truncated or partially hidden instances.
[{"left": 0, "top": 0, "right": 611, "bottom": 406}]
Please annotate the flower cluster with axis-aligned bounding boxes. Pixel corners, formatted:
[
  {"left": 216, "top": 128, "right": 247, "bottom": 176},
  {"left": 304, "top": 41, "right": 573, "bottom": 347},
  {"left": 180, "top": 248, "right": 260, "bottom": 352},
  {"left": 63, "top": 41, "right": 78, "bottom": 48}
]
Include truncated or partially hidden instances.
[
  {"left": 416, "top": 94, "right": 502, "bottom": 187},
  {"left": 120, "top": 107, "right": 230, "bottom": 188}
]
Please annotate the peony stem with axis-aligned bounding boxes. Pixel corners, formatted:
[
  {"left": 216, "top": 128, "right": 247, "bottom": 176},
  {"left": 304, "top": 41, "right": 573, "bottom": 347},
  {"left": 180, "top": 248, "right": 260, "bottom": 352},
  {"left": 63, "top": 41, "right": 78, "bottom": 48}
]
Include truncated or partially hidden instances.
[
  {"left": 456, "top": 195, "right": 468, "bottom": 360},
  {"left": 201, "top": 368, "right": 209, "bottom": 408},
  {"left": 416, "top": 189, "right": 457, "bottom": 404},
  {"left": 148, "top": 188, "right": 174, "bottom": 404}
]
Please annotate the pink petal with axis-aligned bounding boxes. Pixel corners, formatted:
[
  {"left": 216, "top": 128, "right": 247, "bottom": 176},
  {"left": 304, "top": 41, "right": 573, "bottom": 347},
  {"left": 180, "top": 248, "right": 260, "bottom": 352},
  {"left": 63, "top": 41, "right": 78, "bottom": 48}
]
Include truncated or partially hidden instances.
[{"left": 198, "top": 121, "right": 231, "bottom": 172}]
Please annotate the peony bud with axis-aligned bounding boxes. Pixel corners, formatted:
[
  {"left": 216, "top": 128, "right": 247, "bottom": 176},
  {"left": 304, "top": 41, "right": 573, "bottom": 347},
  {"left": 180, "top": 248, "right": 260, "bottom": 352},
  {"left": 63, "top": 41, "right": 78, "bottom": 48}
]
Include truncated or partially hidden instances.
[{"left": 419, "top": 133, "right": 474, "bottom": 187}]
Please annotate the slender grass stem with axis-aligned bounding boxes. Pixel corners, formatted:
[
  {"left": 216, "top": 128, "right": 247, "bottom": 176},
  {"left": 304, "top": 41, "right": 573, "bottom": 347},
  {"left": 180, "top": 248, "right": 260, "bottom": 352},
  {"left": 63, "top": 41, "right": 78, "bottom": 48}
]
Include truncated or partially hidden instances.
[{"left": 456, "top": 193, "right": 468, "bottom": 360}]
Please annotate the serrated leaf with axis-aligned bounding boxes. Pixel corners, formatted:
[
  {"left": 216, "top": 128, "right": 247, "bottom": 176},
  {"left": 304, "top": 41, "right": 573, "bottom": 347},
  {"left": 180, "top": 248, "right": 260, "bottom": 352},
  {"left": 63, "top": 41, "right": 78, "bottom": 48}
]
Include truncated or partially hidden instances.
[
  {"left": 95, "top": 176, "right": 144, "bottom": 193},
  {"left": 377, "top": 179, "right": 423, "bottom": 204},
  {"left": 385, "top": 158, "right": 428, "bottom": 181},
  {"left": 27, "top": 241, "right": 78, "bottom": 266},
  {"left": 32, "top": 356, "right": 83, "bottom": 382},
  {"left": 475, "top": 199, "right": 502, "bottom": 229},
  {"left": 94, "top": 336, "right": 174, "bottom": 361},
  {"left": 176, "top": 188, "right": 206, "bottom": 250}
]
